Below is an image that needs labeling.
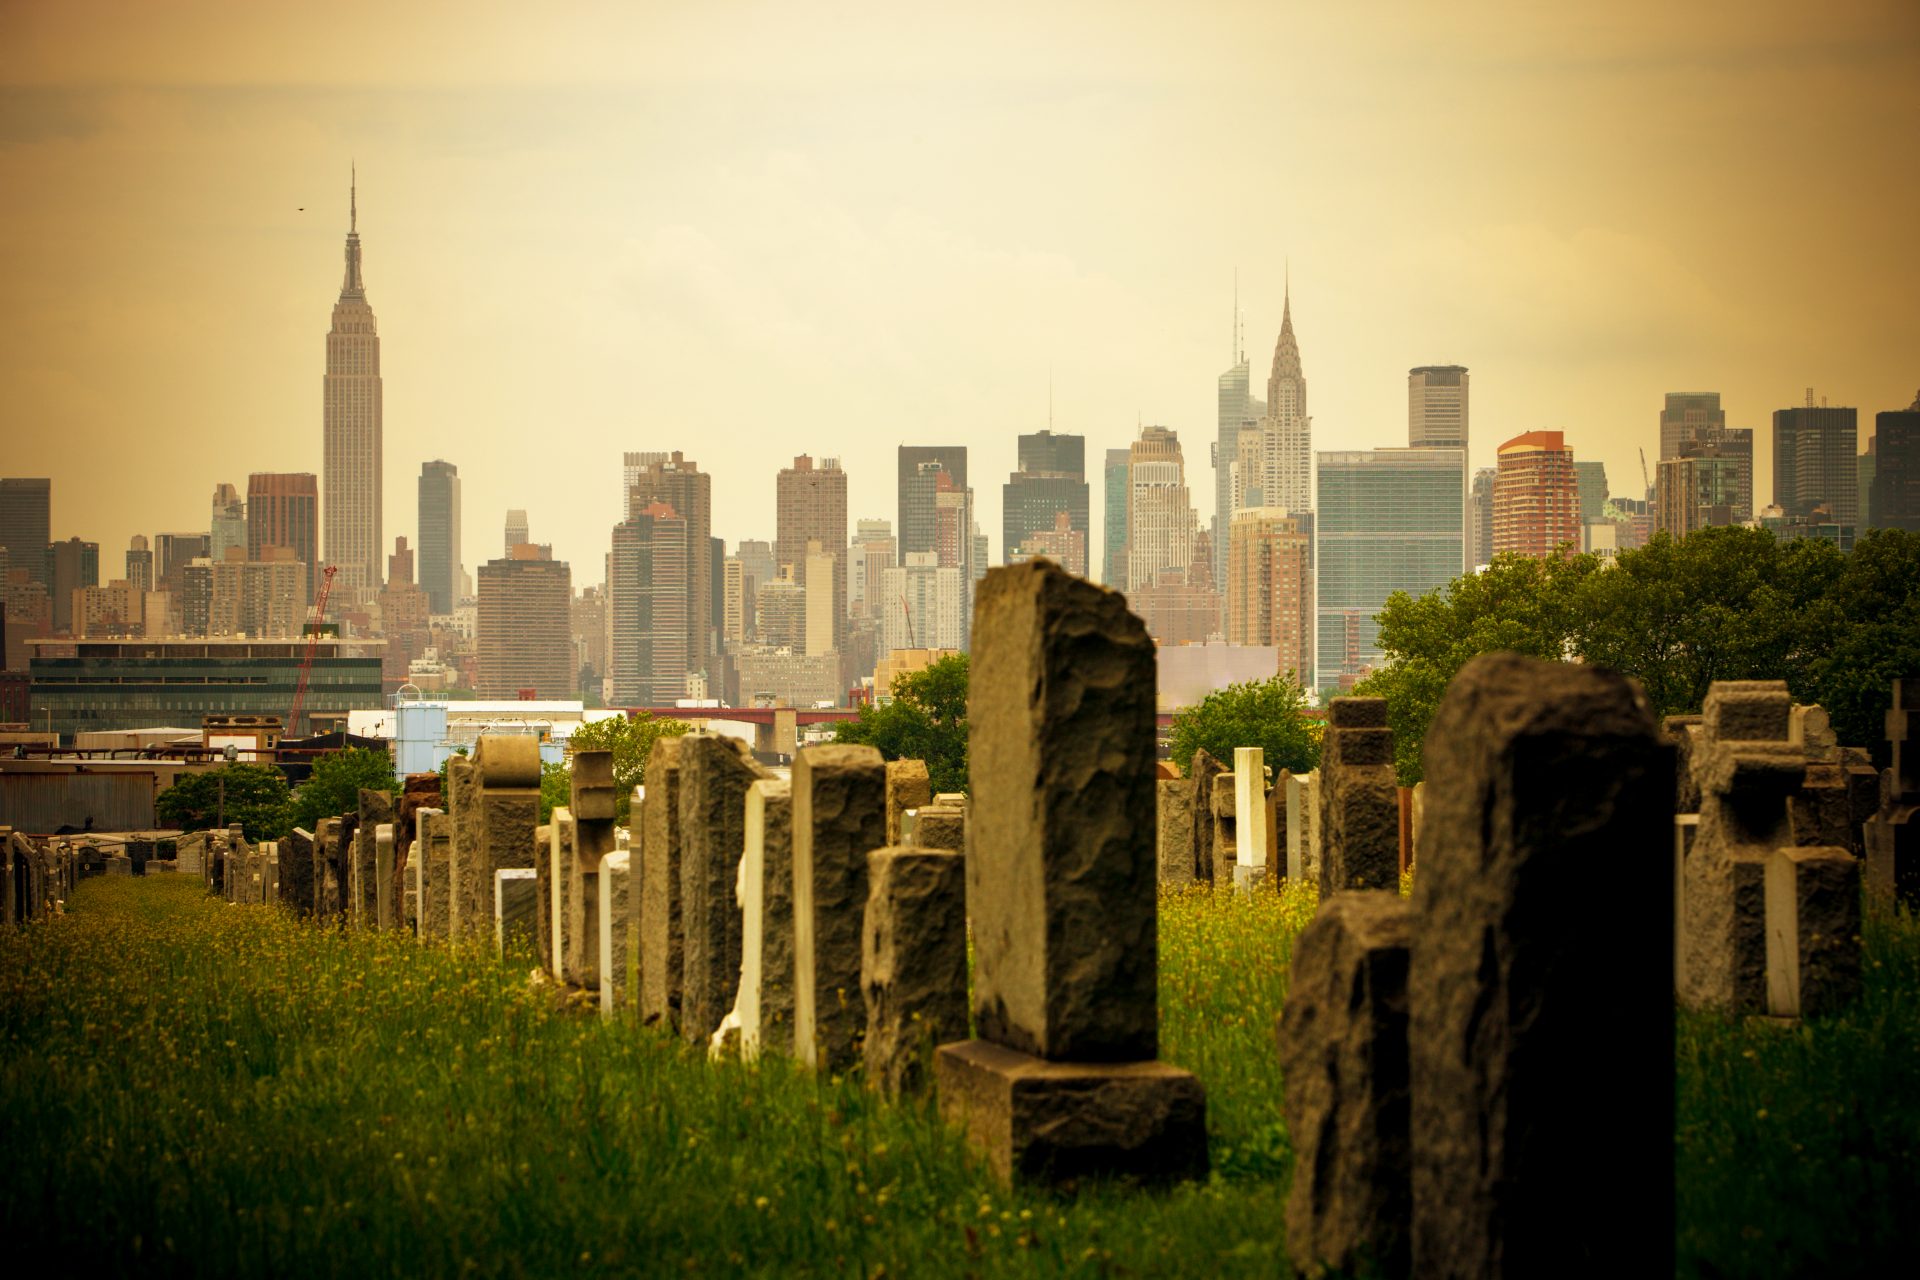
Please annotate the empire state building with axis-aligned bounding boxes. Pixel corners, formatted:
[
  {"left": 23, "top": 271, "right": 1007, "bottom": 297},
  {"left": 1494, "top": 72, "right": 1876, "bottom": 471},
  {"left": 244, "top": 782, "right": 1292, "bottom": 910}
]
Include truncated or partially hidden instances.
[{"left": 323, "top": 176, "right": 383, "bottom": 605}]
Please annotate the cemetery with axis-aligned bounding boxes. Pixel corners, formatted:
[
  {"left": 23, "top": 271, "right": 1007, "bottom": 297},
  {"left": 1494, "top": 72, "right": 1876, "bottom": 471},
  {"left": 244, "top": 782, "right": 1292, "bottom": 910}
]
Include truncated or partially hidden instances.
[{"left": 2, "top": 561, "right": 1917, "bottom": 1276}]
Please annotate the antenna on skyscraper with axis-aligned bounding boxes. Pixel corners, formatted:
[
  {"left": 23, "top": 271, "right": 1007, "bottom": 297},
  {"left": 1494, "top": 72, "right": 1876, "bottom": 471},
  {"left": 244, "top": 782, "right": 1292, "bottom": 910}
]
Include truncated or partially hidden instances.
[
  {"left": 350, "top": 162, "right": 357, "bottom": 233},
  {"left": 1233, "top": 268, "right": 1240, "bottom": 364}
]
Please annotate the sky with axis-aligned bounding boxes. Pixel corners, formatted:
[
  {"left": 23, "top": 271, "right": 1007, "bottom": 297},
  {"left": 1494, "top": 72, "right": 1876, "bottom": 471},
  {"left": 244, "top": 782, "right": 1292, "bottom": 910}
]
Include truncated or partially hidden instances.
[{"left": 3, "top": 0, "right": 1917, "bottom": 583}]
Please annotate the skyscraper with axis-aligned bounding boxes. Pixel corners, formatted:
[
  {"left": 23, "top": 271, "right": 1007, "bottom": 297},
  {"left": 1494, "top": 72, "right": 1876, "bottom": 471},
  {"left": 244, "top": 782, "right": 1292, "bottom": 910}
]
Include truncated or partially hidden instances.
[
  {"left": 477, "top": 547, "right": 574, "bottom": 699},
  {"left": 417, "top": 460, "right": 462, "bottom": 615},
  {"left": 1491, "top": 431, "right": 1581, "bottom": 558},
  {"left": 1002, "top": 431, "right": 1089, "bottom": 576},
  {"left": 775, "top": 455, "right": 848, "bottom": 645},
  {"left": 1250, "top": 285, "right": 1312, "bottom": 515},
  {"left": 610, "top": 502, "right": 690, "bottom": 705},
  {"left": 1659, "top": 393, "right": 1753, "bottom": 521},
  {"left": 48, "top": 537, "right": 100, "bottom": 636},
  {"left": 1125, "top": 425, "right": 1198, "bottom": 592},
  {"left": 0, "top": 478, "right": 51, "bottom": 589},
  {"left": 210, "top": 483, "right": 247, "bottom": 564},
  {"left": 1654, "top": 444, "right": 1742, "bottom": 541},
  {"left": 322, "top": 175, "right": 383, "bottom": 603},
  {"left": 504, "top": 509, "right": 529, "bottom": 555},
  {"left": 246, "top": 473, "right": 319, "bottom": 604},
  {"left": 1316, "top": 449, "right": 1466, "bottom": 691},
  {"left": 1573, "top": 461, "right": 1609, "bottom": 522},
  {"left": 125, "top": 535, "right": 153, "bottom": 594},
  {"left": 1870, "top": 394, "right": 1920, "bottom": 531},
  {"left": 1408, "top": 365, "right": 1470, "bottom": 450},
  {"left": 626, "top": 452, "right": 713, "bottom": 670},
  {"left": 1102, "top": 447, "right": 1130, "bottom": 587},
  {"left": 897, "top": 446, "right": 968, "bottom": 560},
  {"left": 1469, "top": 467, "right": 1496, "bottom": 568},
  {"left": 1214, "top": 290, "right": 1266, "bottom": 589},
  {"left": 155, "top": 532, "right": 210, "bottom": 594},
  {"left": 1773, "top": 400, "right": 1860, "bottom": 525},
  {"left": 847, "top": 518, "right": 896, "bottom": 620},
  {"left": 1226, "top": 508, "right": 1313, "bottom": 682}
]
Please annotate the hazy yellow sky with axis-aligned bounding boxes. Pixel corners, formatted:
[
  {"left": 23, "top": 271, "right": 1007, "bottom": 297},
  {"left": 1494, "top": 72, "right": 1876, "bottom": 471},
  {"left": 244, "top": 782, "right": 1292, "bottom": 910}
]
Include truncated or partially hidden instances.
[{"left": 3, "top": 0, "right": 1917, "bottom": 579}]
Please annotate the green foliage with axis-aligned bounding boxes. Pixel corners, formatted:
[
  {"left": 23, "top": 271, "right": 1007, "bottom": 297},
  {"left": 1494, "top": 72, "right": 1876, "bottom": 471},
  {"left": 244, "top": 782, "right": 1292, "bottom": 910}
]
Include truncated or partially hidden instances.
[
  {"left": 835, "top": 654, "right": 970, "bottom": 794},
  {"left": 566, "top": 712, "right": 689, "bottom": 824},
  {"left": 538, "top": 760, "right": 570, "bottom": 824},
  {"left": 1168, "top": 672, "right": 1322, "bottom": 776},
  {"left": 153, "top": 764, "right": 293, "bottom": 840},
  {"left": 290, "top": 746, "right": 400, "bottom": 832},
  {"left": 1360, "top": 528, "right": 1920, "bottom": 782}
]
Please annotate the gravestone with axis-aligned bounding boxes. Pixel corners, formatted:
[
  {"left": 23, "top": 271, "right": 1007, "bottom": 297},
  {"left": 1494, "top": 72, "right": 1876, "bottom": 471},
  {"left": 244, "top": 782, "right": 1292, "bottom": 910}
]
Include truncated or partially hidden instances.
[
  {"left": 1156, "top": 780, "right": 1195, "bottom": 886},
  {"left": 374, "top": 824, "right": 395, "bottom": 929},
  {"left": 314, "top": 818, "right": 342, "bottom": 918},
  {"left": 355, "top": 790, "right": 395, "bottom": 927},
  {"left": 1186, "top": 747, "right": 1227, "bottom": 884},
  {"left": 473, "top": 734, "right": 541, "bottom": 947},
  {"left": 494, "top": 868, "right": 538, "bottom": 953},
  {"left": 539, "top": 816, "right": 565, "bottom": 978},
  {"left": 599, "top": 850, "right": 631, "bottom": 1015},
  {"left": 568, "top": 749, "right": 619, "bottom": 991},
  {"left": 1321, "top": 698, "right": 1398, "bottom": 894},
  {"left": 936, "top": 560, "right": 1206, "bottom": 1186},
  {"left": 1680, "top": 681, "right": 1803, "bottom": 1012},
  {"left": 1233, "top": 746, "right": 1268, "bottom": 892},
  {"left": 446, "top": 754, "right": 481, "bottom": 940},
  {"left": 740, "top": 778, "right": 794, "bottom": 1059},
  {"left": 283, "top": 827, "right": 316, "bottom": 915},
  {"left": 638, "top": 736, "right": 685, "bottom": 1028},
  {"left": 910, "top": 801, "right": 965, "bottom": 853},
  {"left": 1864, "top": 678, "right": 1919, "bottom": 909},
  {"left": 1279, "top": 891, "right": 1413, "bottom": 1279},
  {"left": 1664, "top": 714, "right": 1705, "bottom": 815},
  {"left": 678, "top": 734, "right": 770, "bottom": 1042},
  {"left": 1765, "top": 844, "right": 1861, "bottom": 1017},
  {"left": 885, "top": 759, "right": 933, "bottom": 847},
  {"left": 1409, "top": 652, "right": 1672, "bottom": 1277},
  {"left": 862, "top": 845, "right": 967, "bottom": 1093},
  {"left": 414, "top": 809, "right": 449, "bottom": 941},
  {"left": 792, "top": 743, "right": 887, "bottom": 1073},
  {"left": 1210, "top": 772, "right": 1237, "bottom": 888}
]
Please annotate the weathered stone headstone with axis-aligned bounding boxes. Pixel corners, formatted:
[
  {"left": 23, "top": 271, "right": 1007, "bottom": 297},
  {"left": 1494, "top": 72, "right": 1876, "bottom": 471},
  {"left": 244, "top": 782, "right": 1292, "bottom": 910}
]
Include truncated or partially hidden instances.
[
  {"left": 599, "top": 849, "right": 631, "bottom": 1016},
  {"left": 539, "top": 817, "right": 565, "bottom": 978},
  {"left": 1765, "top": 844, "right": 1861, "bottom": 1018},
  {"left": 792, "top": 743, "right": 887, "bottom": 1073},
  {"left": 740, "top": 778, "right": 794, "bottom": 1059},
  {"left": 1186, "top": 747, "right": 1226, "bottom": 883},
  {"left": 447, "top": 754, "right": 480, "bottom": 940},
  {"left": 1409, "top": 652, "right": 1672, "bottom": 1277},
  {"left": 884, "top": 758, "right": 933, "bottom": 847},
  {"left": 1233, "top": 746, "right": 1268, "bottom": 892},
  {"left": 568, "top": 748, "right": 618, "bottom": 991},
  {"left": 679, "top": 733, "right": 770, "bottom": 1042},
  {"left": 1663, "top": 714, "right": 1705, "bottom": 815},
  {"left": 1321, "top": 698, "right": 1398, "bottom": 894},
  {"left": 374, "top": 823, "right": 395, "bottom": 929},
  {"left": 473, "top": 734, "right": 541, "bottom": 946},
  {"left": 910, "top": 801, "right": 965, "bottom": 853},
  {"left": 862, "top": 846, "right": 967, "bottom": 1093},
  {"left": 936, "top": 561, "right": 1206, "bottom": 1187},
  {"left": 355, "top": 790, "right": 394, "bottom": 927},
  {"left": 1680, "top": 681, "right": 1802, "bottom": 1012},
  {"left": 1865, "top": 678, "right": 1919, "bottom": 909},
  {"left": 1156, "top": 779, "right": 1195, "bottom": 886},
  {"left": 414, "top": 809, "right": 449, "bottom": 941},
  {"left": 1210, "top": 772, "right": 1237, "bottom": 887},
  {"left": 638, "top": 736, "right": 685, "bottom": 1028},
  {"left": 283, "top": 827, "right": 316, "bottom": 914},
  {"left": 314, "top": 818, "right": 342, "bottom": 918},
  {"left": 494, "top": 867, "right": 538, "bottom": 953},
  {"left": 1278, "top": 891, "right": 1413, "bottom": 1279}
]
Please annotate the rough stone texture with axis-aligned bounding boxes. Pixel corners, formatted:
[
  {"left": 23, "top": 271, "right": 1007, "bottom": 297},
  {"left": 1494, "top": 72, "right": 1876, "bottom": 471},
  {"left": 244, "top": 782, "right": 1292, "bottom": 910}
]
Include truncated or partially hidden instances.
[
  {"left": 861, "top": 846, "right": 968, "bottom": 1093},
  {"left": 1663, "top": 715, "right": 1704, "bottom": 814},
  {"left": 1673, "top": 814, "right": 1699, "bottom": 990},
  {"left": 355, "top": 790, "right": 395, "bottom": 927},
  {"left": 536, "top": 818, "right": 560, "bottom": 975},
  {"left": 1790, "top": 703, "right": 1840, "bottom": 761},
  {"left": 495, "top": 868, "right": 539, "bottom": 952},
  {"left": 599, "top": 850, "right": 631, "bottom": 1015},
  {"left": 1409, "top": 653, "right": 1673, "bottom": 1279},
  {"left": 1156, "top": 780, "right": 1195, "bottom": 886},
  {"left": 792, "top": 744, "right": 887, "bottom": 1072},
  {"left": 1185, "top": 748, "right": 1227, "bottom": 883},
  {"left": 1681, "top": 680, "right": 1803, "bottom": 1012},
  {"left": 374, "top": 824, "right": 395, "bottom": 929},
  {"left": 933, "top": 1041, "right": 1208, "bottom": 1187},
  {"left": 418, "top": 810, "right": 451, "bottom": 940},
  {"left": 314, "top": 818, "right": 342, "bottom": 918},
  {"left": 474, "top": 735, "right": 541, "bottom": 947},
  {"left": 568, "top": 750, "right": 618, "bottom": 991},
  {"left": 1321, "top": 698, "right": 1399, "bottom": 895},
  {"left": 911, "top": 803, "right": 966, "bottom": 854},
  {"left": 968, "top": 561, "right": 1158, "bottom": 1062},
  {"left": 678, "top": 733, "right": 770, "bottom": 1042},
  {"left": 1278, "top": 891, "right": 1414, "bottom": 1280},
  {"left": 1865, "top": 678, "right": 1920, "bottom": 911},
  {"left": 740, "top": 778, "right": 795, "bottom": 1058},
  {"left": 1789, "top": 763, "right": 1854, "bottom": 851},
  {"left": 395, "top": 772, "right": 442, "bottom": 929},
  {"left": 447, "top": 754, "right": 481, "bottom": 941},
  {"left": 638, "top": 736, "right": 685, "bottom": 1029},
  {"left": 1209, "top": 773, "right": 1237, "bottom": 889},
  {"left": 885, "top": 759, "right": 933, "bottom": 847},
  {"left": 1765, "top": 844, "right": 1862, "bottom": 1017},
  {"left": 282, "top": 828, "right": 316, "bottom": 916}
]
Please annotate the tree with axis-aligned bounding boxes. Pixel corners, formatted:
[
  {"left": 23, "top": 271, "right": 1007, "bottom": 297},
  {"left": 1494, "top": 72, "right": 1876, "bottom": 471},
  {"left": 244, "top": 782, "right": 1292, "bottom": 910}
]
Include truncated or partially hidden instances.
[
  {"left": 539, "top": 761, "right": 571, "bottom": 824},
  {"left": 155, "top": 764, "right": 293, "bottom": 840},
  {"left": 835, "top": 654, "right": 970, "bottom": 794},
  {"left": 1168, "top": 671, "right": 1322, "bottom": 776},
  {"left": 290, "top": 746, "right": 400, "bottom": 832},
  {"left": 1791, "top": 529, "right": 1920, "bottom": 756},
  {"left": 566, "top": 712, "right": 689, "bottom": 824}
]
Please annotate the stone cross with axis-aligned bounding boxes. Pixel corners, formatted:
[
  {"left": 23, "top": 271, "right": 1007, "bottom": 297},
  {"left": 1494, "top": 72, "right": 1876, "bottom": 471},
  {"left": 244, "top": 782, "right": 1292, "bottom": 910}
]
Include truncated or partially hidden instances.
[
  {"left": 792, "top": 743, "right": 887, "bottom": 1073},
  {"left": 678, "top": 733, "right": 771, "bottom": 1043},
  {"left": 935, "top": 560, "right": 1206, "bottom": 1186},
  {"left": 739, "top": 777, "right": 794, "bottom": 1059},
  {"left": 1765, "top": 844, "right": 1861, "bottom": 1017},
  {"left": 862, "top": 845, "right": 967, "bottom": 1094},
  {"left": 1408, "top": 652, "right": 1672, "bottom": 1276},
  {"left": 1321, "top": 698, "right": 1398, "bottom": 894}
]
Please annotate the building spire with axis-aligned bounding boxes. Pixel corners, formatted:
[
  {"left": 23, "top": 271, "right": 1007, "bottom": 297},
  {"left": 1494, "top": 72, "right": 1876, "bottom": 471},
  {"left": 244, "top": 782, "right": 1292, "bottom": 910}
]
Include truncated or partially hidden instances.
[
  {"left": 351, "top": 162, "right": 357, "bottom": 233},
  {"left": 340, "top": 167, "right": 365, "bottom": 299}
]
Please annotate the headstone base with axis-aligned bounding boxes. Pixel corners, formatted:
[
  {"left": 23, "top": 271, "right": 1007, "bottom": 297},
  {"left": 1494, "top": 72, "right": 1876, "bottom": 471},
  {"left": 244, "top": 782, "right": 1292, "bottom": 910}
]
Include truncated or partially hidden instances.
[{"left": 934, "top": 1039, "right": 1208, "bottom": 1188}]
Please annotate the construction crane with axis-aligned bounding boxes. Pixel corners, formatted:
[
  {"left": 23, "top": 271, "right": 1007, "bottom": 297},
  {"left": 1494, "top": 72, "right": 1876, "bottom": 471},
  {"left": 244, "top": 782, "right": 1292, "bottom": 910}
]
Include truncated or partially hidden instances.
[
  {"left": 287, "top": 564, "right": 339, "bottom": 738},
  {"left": 1639, "top": 447, "right": 1652, "bottom": 502}
]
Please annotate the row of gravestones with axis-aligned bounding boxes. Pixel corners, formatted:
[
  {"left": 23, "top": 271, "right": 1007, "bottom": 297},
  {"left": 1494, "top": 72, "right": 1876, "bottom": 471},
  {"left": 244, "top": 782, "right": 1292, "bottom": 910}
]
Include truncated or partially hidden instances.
[
  {"left": 1273, "top": 662, "right": 1918, "bottom": 1277},
  {"left": 1, "top": 826, "right": 71, "bottom": 924}
]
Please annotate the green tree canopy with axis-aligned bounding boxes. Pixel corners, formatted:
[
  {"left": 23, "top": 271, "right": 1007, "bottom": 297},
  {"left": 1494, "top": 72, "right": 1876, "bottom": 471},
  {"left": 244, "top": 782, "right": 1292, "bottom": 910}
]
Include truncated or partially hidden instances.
[
  {"left": 290, "top": 747, "right": 400, "bottom": 832},
  {"left": 834, "top": 654, "right": 970, "bottom": 794},
  {"left": 1167, "top": 671, "right": 1322, "bottom": 776},
  {"left": 566, "top": 712, "right": 689, "bottom": 824},
  {"left": 155, "top": 764, "right": 293, "bottom": 840},
  {"left": 539, "top": 760, "right": 570, "bottom": 824}
]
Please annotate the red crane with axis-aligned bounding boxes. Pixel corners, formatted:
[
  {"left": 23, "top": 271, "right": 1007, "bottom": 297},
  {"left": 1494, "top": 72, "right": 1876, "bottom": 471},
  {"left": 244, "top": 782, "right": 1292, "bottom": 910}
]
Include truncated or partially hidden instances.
[{"left": 287, "top": 564, "right": 339, "bottom": 738}]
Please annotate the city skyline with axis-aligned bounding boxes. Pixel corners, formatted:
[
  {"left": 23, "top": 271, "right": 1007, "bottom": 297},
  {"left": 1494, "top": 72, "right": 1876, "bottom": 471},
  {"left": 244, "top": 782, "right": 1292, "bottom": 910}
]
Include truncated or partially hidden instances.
[{"left": 2, "top": 2, "right": 1914, "bottom": 578}]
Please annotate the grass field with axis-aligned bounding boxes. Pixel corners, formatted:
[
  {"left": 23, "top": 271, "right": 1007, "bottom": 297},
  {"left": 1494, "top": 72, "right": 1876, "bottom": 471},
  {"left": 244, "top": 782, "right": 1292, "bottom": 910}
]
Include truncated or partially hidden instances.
[{"left": 1, "top": 875, "right": 1915, "bottom": 1278}]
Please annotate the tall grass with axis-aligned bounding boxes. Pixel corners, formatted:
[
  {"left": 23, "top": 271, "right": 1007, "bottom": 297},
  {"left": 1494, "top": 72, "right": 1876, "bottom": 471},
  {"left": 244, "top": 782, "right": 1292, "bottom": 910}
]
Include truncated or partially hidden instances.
[{"left": 0, "top": 876, "right": 1914, "bottom": 1277}]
